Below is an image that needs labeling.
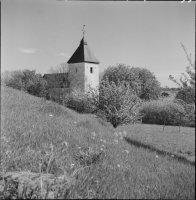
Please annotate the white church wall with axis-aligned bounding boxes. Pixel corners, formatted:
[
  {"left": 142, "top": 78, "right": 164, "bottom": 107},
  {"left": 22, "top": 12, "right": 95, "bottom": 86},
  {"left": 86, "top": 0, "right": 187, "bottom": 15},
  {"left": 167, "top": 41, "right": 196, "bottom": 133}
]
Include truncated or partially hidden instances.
[
  {"left": 68, "top": 62, "right": 99, "bottom": 93},
  {"left": 84, "top": 63, "right": 99, "bottom": 92}
]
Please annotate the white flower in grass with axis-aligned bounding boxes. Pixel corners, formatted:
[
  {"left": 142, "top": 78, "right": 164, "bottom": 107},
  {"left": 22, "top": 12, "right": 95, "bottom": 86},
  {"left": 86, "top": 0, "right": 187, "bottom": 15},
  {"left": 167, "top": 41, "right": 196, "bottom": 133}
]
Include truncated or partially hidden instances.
[
  {"left": 124, "top": 150, "right": 129, "bottom": 154},
  {"left": 49, "top": 114, "right": 53, "bottom": 117},
  {"left": 91, "top": 132, "right": 96, "bottom": 137},
  {"left": 114, "top": 132, "right": 118, "bottom": 137},
  {"left": 79, "top": 150, "right": 85, "bottom": 155},
  {"left": 114, "top": 139, "right": 118, "bottom": 143},
  {"left": 1, "top": 136, "right": 8, "bottom": 143},
  {"left": 100, "top": 145, "right": 105, "bottom": 151},
  {"left": 156, "top": 155, "right": 159, "bottom": 158},
  {"left": 123, "top": 131, "right": 127, "bottom": 136},
  {"left": 88, "top": 147, "right": 94, "bottom": 154},
  {"left": 100, "top": 139, "right": 107, "bottom": 143},
  {"left": 49, "top": 143, "right": 54, "bottom": 152},
  {"left": 5, "top": 150, "right": 12, "bottom": 156},
  {"left": 118, "top": 132, "right": 122, "bottom": 136},
  {"left": 171, "top": 155, "right": 174, "bottom": 157},
  {"left": 64, "top": 141, "right": 69, "bottom": 148},
  {"left": 70, "top": 163, "right": 74, "bottom": 169},
  {"left": 74, "top": 121, "right": 77, "bottom": 124},
  {"left": 117, "top": 164, "right": 120, "bottom": 168}
]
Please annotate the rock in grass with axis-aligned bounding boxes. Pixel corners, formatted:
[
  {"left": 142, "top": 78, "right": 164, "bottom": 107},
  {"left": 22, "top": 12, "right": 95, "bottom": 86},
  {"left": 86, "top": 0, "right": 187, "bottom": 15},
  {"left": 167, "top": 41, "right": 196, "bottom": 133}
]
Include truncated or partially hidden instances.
[{"left": 0, "top": 171, "right": 75, "bottom": 199}]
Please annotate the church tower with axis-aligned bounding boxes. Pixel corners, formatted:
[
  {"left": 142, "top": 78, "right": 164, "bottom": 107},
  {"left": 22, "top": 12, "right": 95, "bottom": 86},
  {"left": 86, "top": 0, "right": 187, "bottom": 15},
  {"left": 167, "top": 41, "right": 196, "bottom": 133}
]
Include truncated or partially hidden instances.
[{"left": 67, "top": 28, "right": 100, "bottom": 93}]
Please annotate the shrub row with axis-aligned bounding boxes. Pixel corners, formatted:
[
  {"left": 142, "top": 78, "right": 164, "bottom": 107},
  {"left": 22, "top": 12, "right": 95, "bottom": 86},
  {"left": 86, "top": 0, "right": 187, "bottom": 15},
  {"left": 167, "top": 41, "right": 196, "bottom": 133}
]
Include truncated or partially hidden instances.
[
  {"left": 63, "top": 88, "right": 195, "bottom": 128},
  {"left": 1, "top": 69, "right": 48, "bottom": 97},
  {"left": 140, "top": 100, "right": 195, "bottom": 127}
]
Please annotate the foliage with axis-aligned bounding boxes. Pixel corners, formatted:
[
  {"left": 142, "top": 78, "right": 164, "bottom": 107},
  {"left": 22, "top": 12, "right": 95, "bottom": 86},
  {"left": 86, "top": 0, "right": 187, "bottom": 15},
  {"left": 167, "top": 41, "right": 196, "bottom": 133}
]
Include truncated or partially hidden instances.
[
  {"left": 1, "top": 70, "right": 24, "bottom": 90},
  {"left": 99, "top": 71, "right": 105, "bottom": 82},
  {"left": 182, "top": 103, "right": 195, "bottom": 127},
  {"left": 1, "top": 69, "right": 48, "bottom": 97},
  {"left": 169, "top": 45, "right": 195, "bottom": 128},
  {"left": 169, "top": 44, "right": 195, "bottom": 104},
  {"left": 102, "top": 64, "right": 161, "bottom": 100},
  {"left": 48, "top": 62, "right": 69, "bottom": 74},
  {"left": 140, "top": 100, "right": 185, "bottom": 126},
  {"left": 175, "top": 87, "right": 195, "bottom": 105},
  {"left": 174, "top": 99, "right": 195, "bottom": 127},
  {"left": 89, "top": 79, "right": 143, "bottom": 128},
  {"left": 138, "top": 68, "right": 161, "bottom": 100},
  {"left": 64, "top": 88, "right": 95, "bottom": 113}
]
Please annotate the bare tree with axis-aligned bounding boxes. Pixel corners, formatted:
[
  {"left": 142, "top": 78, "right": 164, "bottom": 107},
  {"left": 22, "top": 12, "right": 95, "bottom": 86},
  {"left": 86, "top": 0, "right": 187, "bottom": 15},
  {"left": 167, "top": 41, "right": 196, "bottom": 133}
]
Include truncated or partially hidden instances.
[{"left": 48, "top": 62, "right": 69, "bottom": 74}]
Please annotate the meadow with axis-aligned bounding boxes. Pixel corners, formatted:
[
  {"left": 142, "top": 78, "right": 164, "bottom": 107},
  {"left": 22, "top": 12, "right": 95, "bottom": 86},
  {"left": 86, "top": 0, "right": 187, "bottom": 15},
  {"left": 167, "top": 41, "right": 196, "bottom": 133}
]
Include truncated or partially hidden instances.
[{"left": 1, "top": 86, "right": 195, "bottom": 199}]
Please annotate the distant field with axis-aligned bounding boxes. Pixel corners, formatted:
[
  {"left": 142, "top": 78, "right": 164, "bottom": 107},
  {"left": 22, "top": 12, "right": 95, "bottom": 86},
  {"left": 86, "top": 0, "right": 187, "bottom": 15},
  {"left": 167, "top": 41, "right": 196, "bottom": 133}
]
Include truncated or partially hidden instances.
[
  {"left": 160, "top": 90, "right": 177, "bottom": 101},
  {"left": 1, "top": 86, "right": 195, "bottom": 199}
]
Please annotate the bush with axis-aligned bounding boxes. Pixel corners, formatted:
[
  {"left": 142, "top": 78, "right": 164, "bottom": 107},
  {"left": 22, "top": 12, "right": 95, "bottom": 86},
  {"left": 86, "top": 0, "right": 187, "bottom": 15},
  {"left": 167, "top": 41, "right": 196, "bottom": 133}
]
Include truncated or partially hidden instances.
[
  {"left": 1, "top": 70, "right": 24, "bottom": 90},
  {"left": 183, "top": 103, "right": 195, "bottom": 127},
  {"left": 102, "top": 64, "right": 161, "bottom": 100},
  {"left": 89, "top": 79, "right": 143, "bottom": 128},
  {"left": 175, "top": 88, "right": 195, "bottom": 104},
  {"left": 140, "top": 100, "right": 185, "bottom": 126},
  {"left": 1, "top": 69, "right": 48, "bottom": 97},
  {"left": 173, "top": 99, "right": 195, "bottom": 127},
  {"left": 64, "top": 89, "right": 95, "bottom": 113}
]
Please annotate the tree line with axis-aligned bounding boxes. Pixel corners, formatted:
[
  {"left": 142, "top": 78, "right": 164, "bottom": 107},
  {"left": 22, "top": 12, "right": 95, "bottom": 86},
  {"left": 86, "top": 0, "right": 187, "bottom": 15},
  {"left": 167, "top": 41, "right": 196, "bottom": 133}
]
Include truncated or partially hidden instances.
[{"left": 1, "top": 44, "right": 195, "bottom": 128}]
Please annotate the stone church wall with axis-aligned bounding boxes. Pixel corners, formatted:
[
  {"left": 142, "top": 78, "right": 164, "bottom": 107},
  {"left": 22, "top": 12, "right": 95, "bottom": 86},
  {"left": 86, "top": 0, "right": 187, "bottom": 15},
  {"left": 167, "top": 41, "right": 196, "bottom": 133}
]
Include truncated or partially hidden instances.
[{"left": 68, "top": 63, "right": 85, "bottom": 92}]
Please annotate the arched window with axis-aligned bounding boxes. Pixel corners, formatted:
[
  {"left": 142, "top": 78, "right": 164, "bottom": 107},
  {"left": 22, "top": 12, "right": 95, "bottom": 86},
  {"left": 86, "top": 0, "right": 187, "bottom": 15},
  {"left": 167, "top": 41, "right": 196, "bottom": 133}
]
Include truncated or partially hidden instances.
[{"left": 90, "top": 67, "right": 93, "bottom": 74}]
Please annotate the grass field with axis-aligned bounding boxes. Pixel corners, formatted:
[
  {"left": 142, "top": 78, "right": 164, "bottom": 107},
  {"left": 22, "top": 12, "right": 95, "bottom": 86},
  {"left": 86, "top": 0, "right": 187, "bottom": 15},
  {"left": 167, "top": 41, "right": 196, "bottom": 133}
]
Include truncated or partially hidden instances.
[{"left": 1, "top": 86, "right": 195, "bottom": 199}]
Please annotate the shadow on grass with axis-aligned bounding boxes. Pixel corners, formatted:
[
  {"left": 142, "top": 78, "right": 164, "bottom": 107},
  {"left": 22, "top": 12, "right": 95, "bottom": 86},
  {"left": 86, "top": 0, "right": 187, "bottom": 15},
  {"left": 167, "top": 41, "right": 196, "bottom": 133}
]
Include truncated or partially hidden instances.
[{"left": 124, "top": 137, "right": 195, "bottom": 166}]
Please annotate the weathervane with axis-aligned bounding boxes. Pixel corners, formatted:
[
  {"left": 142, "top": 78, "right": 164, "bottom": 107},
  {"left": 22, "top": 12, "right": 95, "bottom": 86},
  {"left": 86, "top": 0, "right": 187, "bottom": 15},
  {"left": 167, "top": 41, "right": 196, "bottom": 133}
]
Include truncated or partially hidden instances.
[{"left": 82, "top": 25, "right": 85, "bottom": 38}]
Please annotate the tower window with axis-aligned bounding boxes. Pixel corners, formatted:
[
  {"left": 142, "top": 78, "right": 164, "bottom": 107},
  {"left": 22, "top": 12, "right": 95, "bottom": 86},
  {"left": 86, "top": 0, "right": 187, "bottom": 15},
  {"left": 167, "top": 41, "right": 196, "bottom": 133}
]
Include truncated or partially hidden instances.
[
  {"left": 90, "top": 67, "right": 93, "bottom": 73},
  {"left": 76, "top": 68, "right": 77, "bottom": 73}
]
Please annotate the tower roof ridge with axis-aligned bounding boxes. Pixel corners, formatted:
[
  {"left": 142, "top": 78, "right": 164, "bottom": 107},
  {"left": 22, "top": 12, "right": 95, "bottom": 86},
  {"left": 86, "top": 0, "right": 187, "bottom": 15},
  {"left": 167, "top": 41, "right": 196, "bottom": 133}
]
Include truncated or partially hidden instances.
[{"left": 67, "top": 37, "right": 100, "bottom": 64}]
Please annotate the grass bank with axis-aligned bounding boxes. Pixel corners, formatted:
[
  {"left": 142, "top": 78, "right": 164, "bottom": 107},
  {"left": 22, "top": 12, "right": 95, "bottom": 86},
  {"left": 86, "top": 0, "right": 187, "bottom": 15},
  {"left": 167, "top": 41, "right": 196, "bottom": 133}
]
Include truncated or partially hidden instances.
[{"left": 1, "top": 86, "right": 195, "bottom": 199}]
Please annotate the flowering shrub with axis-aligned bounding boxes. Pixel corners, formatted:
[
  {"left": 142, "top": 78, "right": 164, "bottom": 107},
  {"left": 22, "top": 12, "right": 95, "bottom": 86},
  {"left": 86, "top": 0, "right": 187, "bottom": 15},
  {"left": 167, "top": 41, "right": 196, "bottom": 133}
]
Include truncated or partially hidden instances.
[
  {"left": 89, "top": 79, "right": 143, "bottom": 128},
  {"left": 64, "top": 88, "right": 95, "bottom": 113}
]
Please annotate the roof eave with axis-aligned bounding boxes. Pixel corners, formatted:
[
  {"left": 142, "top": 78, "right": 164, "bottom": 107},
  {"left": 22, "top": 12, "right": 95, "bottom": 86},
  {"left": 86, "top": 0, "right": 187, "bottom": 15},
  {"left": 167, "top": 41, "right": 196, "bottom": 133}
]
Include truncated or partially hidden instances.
[{"left": 67, "top": 61, "right": 99, "bottom": 64}]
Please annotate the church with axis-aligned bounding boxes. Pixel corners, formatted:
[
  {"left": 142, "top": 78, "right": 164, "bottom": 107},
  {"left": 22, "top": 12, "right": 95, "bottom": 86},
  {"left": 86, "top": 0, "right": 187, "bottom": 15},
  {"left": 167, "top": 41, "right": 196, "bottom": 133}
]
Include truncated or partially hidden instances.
[{"left": 43, "top": 34, "right": 100, "bottom": 101}]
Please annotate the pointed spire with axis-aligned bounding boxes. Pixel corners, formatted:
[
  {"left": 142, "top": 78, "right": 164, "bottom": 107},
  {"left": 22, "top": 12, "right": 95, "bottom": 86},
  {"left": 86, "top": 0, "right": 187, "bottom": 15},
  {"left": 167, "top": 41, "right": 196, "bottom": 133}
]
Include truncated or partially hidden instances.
[
  {"left": 81, "top": 25, "right": 87, "bottom": 45},
  {"left": 82, "top": 25, "right": 85, "bottom": 38},
  {"left": 67, "top": 26, "right": 99, "bottom": 64},
  {"left": 67, "top": 34, "right": 99, "bottom": 64}
]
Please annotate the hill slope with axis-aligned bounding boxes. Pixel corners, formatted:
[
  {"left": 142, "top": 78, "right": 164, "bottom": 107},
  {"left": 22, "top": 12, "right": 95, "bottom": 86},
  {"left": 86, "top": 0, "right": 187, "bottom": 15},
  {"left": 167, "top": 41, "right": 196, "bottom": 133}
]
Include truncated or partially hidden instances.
[{"left": 1, "top": 86, "right": 195, "bottom": 199}]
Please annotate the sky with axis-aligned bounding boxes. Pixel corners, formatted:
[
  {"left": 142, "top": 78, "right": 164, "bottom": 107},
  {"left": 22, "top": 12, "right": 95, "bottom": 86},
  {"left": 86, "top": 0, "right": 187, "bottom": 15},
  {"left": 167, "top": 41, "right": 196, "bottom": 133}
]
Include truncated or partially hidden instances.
[{"left": 2, "top": 0, "right": 195, "bottom": 87}]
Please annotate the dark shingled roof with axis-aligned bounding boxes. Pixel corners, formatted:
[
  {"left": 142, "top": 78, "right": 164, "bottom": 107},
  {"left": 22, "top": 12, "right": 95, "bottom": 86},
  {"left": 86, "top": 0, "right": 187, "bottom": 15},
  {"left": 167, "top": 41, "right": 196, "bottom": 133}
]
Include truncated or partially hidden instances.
[
  {"left": 43, "top": 73, "right": 69, "bottom": 88},
  {"left": 67, "top": 37, "right": 100, "bottom": 64}
]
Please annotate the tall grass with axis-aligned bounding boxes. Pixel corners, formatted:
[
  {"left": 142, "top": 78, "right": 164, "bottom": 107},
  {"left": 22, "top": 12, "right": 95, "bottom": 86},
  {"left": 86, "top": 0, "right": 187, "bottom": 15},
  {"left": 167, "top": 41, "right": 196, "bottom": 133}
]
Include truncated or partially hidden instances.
[{"left": 1, "top": 86, "right": 195, "bottom": 199}]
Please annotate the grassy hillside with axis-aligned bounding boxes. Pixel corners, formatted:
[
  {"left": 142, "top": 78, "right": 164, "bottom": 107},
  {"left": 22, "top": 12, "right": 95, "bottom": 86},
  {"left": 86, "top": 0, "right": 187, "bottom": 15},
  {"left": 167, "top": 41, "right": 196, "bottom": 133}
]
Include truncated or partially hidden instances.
[{"left": 1, "top": 86, "right": 195, "bottom": 199}]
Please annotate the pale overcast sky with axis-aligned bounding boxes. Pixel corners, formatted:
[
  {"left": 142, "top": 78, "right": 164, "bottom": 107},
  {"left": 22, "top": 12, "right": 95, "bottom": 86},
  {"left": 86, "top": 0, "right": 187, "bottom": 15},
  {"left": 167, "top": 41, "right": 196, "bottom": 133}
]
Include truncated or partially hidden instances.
[{"left": 2, "top": 0, "right": 195, "bottom": 87}]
